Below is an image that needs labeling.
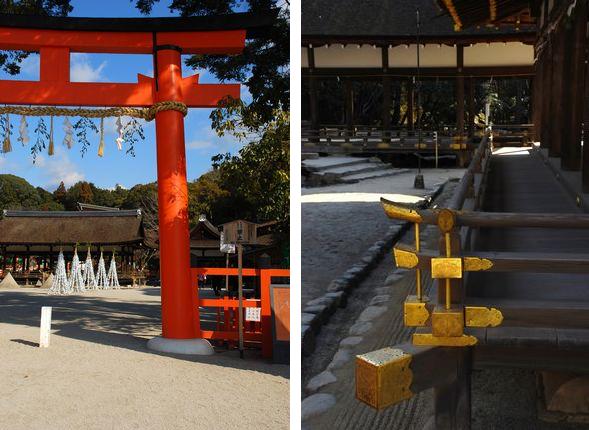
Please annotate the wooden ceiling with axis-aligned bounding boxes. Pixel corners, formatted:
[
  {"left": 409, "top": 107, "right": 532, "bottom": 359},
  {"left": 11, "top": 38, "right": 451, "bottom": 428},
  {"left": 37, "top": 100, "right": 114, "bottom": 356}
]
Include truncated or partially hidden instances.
[{"left": 438, "top": 0, "right": 534, "bottom": 31}]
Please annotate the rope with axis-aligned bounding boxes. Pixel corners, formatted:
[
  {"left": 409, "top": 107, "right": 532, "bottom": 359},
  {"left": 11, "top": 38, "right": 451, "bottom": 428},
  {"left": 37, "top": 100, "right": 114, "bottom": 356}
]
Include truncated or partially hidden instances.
[{"left": 0, "top": 101, "right": 188, "bottom": 122}]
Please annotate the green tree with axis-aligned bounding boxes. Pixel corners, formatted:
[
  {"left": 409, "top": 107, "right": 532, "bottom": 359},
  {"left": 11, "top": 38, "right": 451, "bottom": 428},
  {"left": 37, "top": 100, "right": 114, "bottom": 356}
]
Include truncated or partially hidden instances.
[
  {"left": 135, "top": 0, "right": 289, "bottom": 133},
  {"left": 211, "top": 110, "right": 289, "bottom": 226},
  {"left": 0, "top": 174, "right": 63, "bottom": 210}
]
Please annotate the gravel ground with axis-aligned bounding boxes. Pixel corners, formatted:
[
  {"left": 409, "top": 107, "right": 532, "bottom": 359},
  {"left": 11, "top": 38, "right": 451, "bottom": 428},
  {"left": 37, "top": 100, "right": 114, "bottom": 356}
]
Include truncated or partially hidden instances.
[
  {"left": 301, "top": 168, "right": 465, "bottom": 306},
  {"left": 301, "top": 180, "right": 459, "bottom": 429},
  {"left": 0, "top": 288, "right": 289, "bottom": 430}
]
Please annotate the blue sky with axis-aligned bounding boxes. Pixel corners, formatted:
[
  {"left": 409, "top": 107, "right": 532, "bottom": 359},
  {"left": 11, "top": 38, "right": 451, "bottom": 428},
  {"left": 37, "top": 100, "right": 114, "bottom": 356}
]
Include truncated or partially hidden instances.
[{"left": 0, "top": 0, "right": 250, "bottom": 190}]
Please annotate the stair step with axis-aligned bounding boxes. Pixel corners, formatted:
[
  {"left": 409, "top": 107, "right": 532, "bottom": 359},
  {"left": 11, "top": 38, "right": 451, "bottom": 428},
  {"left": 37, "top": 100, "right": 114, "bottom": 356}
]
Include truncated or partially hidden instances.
[
  {"left": 303, "top": 156, "right": 372, "bottom": 172},
  {"left": 342, "top": 168, "right": 409, "bottom": 183}
]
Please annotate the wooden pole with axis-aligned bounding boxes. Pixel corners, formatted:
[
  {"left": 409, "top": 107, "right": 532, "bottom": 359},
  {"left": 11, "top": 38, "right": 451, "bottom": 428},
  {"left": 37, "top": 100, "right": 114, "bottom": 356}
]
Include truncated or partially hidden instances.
[
  {"left": 344, "top": 78, "right": 353, "bottom": 140},
  {"left": 468, "top": 77, "right": 475, "bottom": 138},
  {"left": 382, "top": 46, "right": 392, "bottom": 141},
  {"left": 308, "top": 46, "right": 319, "bottom": 136},
  {"left": 456, "top": 45, "right": 465, "bottom": 136},
  {"left": 237, "top": 242, "right": 244, "bottom": 359}
]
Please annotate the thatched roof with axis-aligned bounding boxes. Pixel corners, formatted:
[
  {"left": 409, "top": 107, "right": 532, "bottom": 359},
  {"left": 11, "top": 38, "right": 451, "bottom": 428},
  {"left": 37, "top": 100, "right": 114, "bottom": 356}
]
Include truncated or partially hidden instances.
[
  {"left": 302, "top": 0, "right": 535, "bottom": 42},
  {"left": 0, "top": 210, "right": 144, "bottom": 245}
]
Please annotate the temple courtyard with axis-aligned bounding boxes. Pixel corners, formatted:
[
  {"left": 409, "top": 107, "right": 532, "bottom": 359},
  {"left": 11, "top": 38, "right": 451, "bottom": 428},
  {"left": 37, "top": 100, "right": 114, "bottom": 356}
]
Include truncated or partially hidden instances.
[{"left": 0, "top": 287, "right": 289, "bottom": 430}]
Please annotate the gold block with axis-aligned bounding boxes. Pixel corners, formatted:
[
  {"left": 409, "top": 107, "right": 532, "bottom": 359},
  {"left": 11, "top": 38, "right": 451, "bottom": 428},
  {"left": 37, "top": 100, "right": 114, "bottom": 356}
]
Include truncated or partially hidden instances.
[
  {"left": 381, "top": 199, "right": 422, "bottom": 223},
  {"left": 431, "top": 257, "right": 462, "bottom": 279},
  {"left": 394, "top": 247, "right": 418, "bottom": 269},
  {"left": 463, "top": 257, "right": 493, "bottom": 271},
  {"left": 404, "top": 296, "right": 430, "bottom": 327},
  {"left": 356, "top": 347, "right": 413, "bottom": 410},
  {"left": 465, "top": 306, "right": 503, "bottom": 327},
  {"left": 431, "top": 306, "right": 464, "bottom": 337},
  {"left": 377, "top": 142, "right": 391, "bottom": 149},
  {"left": 412, "top": 333, "right": 478, "bottom": 347},
  {"left": 414, "top": 143, "right": 427, "bottom": 149},
  {"left": 449, "top": 143, "right": 461, "bottom": 150}
]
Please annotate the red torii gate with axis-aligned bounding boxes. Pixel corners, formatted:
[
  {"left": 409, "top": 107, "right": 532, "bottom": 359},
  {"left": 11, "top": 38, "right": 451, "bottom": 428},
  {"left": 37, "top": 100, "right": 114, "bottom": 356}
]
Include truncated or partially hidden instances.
[{"left": 0, "top": 13, "right": 272, "bottom": 354}]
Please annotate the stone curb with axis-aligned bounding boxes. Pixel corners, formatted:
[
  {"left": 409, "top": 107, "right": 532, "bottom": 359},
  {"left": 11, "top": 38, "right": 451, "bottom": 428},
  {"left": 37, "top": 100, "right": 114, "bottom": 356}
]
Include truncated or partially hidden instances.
[{"left": 301, "top": 181, "right": 446, "bottom": 358}]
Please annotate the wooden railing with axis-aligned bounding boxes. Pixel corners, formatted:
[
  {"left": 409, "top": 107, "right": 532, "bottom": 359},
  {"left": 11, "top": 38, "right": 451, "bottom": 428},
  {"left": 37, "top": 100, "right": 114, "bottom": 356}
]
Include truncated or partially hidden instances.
[
  {"left": 301, "top": 124, "right": 477, "bottom": 153},
  {"left": 191, "top": 267, "right": 290, "bottom": 359}
]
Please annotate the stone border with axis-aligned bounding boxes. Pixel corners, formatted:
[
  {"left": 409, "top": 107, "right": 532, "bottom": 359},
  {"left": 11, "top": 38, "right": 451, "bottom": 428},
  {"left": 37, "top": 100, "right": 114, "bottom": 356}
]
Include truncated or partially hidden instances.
[{"left": 301, "top": 181, "right": 446, "bottom": 357}]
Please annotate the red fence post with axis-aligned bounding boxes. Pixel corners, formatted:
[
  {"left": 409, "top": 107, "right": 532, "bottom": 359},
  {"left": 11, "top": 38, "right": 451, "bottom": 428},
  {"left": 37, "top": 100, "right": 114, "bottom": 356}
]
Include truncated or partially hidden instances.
[{"left": 260, "top": 269, "right": 273, "bottom": 359}]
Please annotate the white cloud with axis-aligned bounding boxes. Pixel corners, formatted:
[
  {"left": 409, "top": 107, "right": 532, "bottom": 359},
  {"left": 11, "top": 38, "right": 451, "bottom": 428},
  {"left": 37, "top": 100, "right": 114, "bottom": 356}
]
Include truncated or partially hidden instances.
[
  {"left": 34, "top": 148, "right": 85, "bottom": 188},
  {"left": 70, "top": 53, "right": 108, "bottom": 82},
  {"left": 187, "top": 139, "right": 213, "bottom": 150}
]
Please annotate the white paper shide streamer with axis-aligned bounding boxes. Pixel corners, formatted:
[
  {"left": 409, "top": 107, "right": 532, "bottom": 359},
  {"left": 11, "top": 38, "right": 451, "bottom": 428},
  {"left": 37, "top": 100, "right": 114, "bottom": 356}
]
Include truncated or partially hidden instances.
[
  {"left": 115, "top": 116, "right": 124, "bottom": 150},
  {"left": 18, "top": 115, "right": 29, "bottom": 146}
]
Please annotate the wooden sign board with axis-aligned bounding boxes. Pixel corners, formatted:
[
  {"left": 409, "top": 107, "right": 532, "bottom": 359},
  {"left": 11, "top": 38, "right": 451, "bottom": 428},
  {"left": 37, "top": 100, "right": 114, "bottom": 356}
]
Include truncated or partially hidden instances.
[{"left": 270, "top": 284, "right": 290, "bottom": 364}]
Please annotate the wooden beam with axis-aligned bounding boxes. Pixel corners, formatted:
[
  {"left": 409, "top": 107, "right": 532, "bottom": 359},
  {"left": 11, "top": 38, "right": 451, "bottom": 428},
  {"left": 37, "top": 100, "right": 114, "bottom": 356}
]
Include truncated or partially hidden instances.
[
  {"left": 302, "top": 65, "right": 535, "bottom": 78},
  {"left": 356, "top": 343, "right": 464, "bottom": 410},
  {"left": 0, "top": 26, "right": 246, "bottom": 55}
]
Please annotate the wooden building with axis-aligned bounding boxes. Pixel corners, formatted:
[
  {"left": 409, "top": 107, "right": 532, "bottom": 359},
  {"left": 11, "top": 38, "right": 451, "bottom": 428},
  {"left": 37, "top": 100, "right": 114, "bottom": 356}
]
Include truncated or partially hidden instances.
[
  {"left": 302, "top": 0, "right": 536, "bottom": 149},
  {"left": 0, "top": 209, "right": 147, "bottom": 283},
  {"left": 438, "top": 0, "right": 589, "bottom": 192},
  {"left": 189, "top": 215, "right": 285, "bottom": 269}
]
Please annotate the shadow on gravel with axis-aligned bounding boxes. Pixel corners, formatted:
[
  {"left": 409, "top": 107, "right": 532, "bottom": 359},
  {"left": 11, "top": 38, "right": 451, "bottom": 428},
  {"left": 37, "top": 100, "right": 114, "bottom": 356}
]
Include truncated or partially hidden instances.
[{"left": 0, "top": 290, "right": 288, "bottom": 378}]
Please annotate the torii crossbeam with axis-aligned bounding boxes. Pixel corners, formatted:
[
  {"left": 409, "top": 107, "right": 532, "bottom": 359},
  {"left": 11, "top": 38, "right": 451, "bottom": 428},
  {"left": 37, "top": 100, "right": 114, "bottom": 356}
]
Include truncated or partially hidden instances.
[{"left": 0, "top": 12, "right": 274, "bottom": 354}]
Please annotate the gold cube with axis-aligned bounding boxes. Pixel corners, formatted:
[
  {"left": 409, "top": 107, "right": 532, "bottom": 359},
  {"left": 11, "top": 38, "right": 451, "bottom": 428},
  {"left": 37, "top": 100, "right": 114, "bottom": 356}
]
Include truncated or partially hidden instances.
[
  {"left": 356, "top": 347, "right": 413, "bottom": 410},
  {"left": 431, "top": 305, "right": 464, "bottom": 337},
  {"left": 431, "top": 257, "right": 462, "bottom": 279},
  {"left": 403, "top": 295, "right": 430, "bottom": 327}
]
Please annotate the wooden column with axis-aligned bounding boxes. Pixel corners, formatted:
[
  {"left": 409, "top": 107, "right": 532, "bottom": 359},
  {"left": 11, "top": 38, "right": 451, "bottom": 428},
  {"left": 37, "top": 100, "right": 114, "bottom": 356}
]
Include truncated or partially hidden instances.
[
  {"left": 533, "top": 51, "right": 543, "bottom": 142},
  {"left": 435, "top": 348, "right": 472, "bottom": 430},
  {"left": 583, "top": 10, "right": 589, "bottom": 191},
  {"left": 344, "top": 78, "right": 353, "bottom": 139},
  {"left": 541, "top": 38, "right": 553, "bottom": 150},
  {"left": 407, "top": 78, "right": 414, "bottom": 130},
  {"left": 550, "top": 26, "right": 566, "bottom": 157},
  {"left": 307, "top": 46, "right": 319, "bottom": 134},
  {"left": 468, "top": 77, "right": 475, "bottom": 137},
  {"left": 1, "top": 247, "right": 5, "bottom": 272},
  {"left": 382, "top": 46, "right": 392, "bottom": 140},
  {"left": 456, "top": 45, "right": 465, "bottom": 135},
  {"left": 48, "top": 245, "right": 53, "bottom": 271},
  {"left": 563, "top": 0, "right": 587, "bottom": 171}
]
